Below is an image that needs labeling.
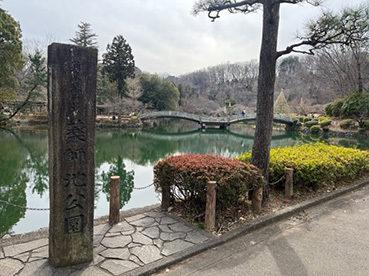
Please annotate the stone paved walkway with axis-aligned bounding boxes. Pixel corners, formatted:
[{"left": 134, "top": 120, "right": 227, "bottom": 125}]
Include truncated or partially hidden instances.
[{"left": 0, "top": 209, "right": 211, "bottom": 276}]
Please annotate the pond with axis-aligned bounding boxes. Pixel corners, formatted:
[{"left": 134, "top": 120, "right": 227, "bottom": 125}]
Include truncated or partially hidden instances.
[{"left": 1, "top": 120, "right": 369, "bottom": 237}]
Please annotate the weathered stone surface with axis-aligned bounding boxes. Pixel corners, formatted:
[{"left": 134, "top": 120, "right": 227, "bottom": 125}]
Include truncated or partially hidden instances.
[
  {"left": 0, "top": 258, "right": 24, "bottom": 276},
  {"left": 3, "top": 238, "right": 48, "bottom": 257},
  {"left": 109, "top": 221, "right": 134, "bottom": 234},
  {"left": 145, "top": 211, "right": 166, "bottom": 218},
  {"left": 125, "top": 213, "right": 145, "bottom": 223},
  {"left": 100, "top": 248, "right": 130, "bottom": 260},
  {"left": 100, "top": 259, "right": 139, "bottom": 275},
  {"left": 129, "top": 217, "right": 155, "bottom": 227},
  {"left": 160, "top": 232, "right": 186, "bottom": 241},
  {"left": 159, "top": 224, "right": 173, "bottom": 233},
  {"left": 13, "top": 252, "right": 29, "bottom": 263},
  {"left": 93, "top": 254, "right": 105, "bottom": 265},
  {"left": 101, "top": 235, "right": 132, "bottom": 248},
  {"left": 162, "top": 240, "right": 194, "bottom": 256},
  {"left": 160, "top": 216, "right": 178, "bottom": 225},
  {"left": 185, "top": 231, "right": 209, "bottom": 244},
  {"left": 48, "top": 43, "right": 98, "bottom": 267},
  {"left": 130, "top": 245, "right": 162, "bottom": 264},
  {"left": 153, "top": 238, "right": 164, "bottom": 248},
  {"left": 19, "top": 259, "right": 53, "bottom": 276},
  {"left": 94, "top": 223, "right": 111, "bottom": 236},
  {"left": 0, "top": 251, "right": 4, "bottom": 259},
  {"left": 168, "top": 222, "right": 192, "bottom": 232},
  {"left": 142, "top": 226, "right": 160, "bottom": 239},
  {"left": 71, "top": 266, "right": 110, "bottom": 276},
  {"left": 129, "top": 255, "right": 144, "bottom": 266},
  {"left": 132, "top": 232, "right": 153, "bottom": 245},
  {"left": 31, "top": 245, "right": 48, "bottom": 259}
]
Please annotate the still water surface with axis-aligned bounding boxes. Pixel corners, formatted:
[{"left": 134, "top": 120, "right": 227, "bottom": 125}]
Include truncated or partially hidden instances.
[{"left": 1, "top": 121, "right": 369, "bottom": 236}]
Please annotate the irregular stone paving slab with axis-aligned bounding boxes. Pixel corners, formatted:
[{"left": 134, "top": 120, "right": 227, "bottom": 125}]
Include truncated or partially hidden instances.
[
  {"left": 160, "top": 232, "right": 186, "bottom": 241},
  {"left": 0, "top": 258, "right": 24, "bottom": 276},
  {"left": 3, "top": 238, "right": 48, "bottom": 257},
  {"left": 168, "top": 222, "right": 192, "bottom": 232},
  {"left": 109, "top": 220, "right": 134, "bottom": 234},
  {"left": 142, "top": 226, "right": 160, "bottom": 239},
  {"left": 18, "top": 259, "right": 53, "bottom": 276},
  {"left": 132, "top": 232, "right": 153, "bottom": 245},
  {"left": 100, "top": 248, "right": 130, "bottom": 260},
  {"left": 101, "top": 235, "right": 132, "bottom": 248},
  {"left": 154, "top": 238, "right": 164, "bottom": 248},
  {"left": 125, "top": 213, "right": 145, "bottom": 223},
  {"left": 94, "top": 223, "right": 111, "bottom": 236},
  {"left": 31, "top": 245, "right": 48, "bottom": 259},
  {"left": 129, "top": 217, "right": 156, "bottom": 227},
  {"left": 100, "top": 259, "right": 139, "bottom": 275},
  {"left": 130, "top": 245, "right": 162, "bottom": 264},
  {"left": 93, "top": 254, "right": 105, "bottom": 265},
  {"left": 70, "top": 266, "right": 111, "bottom": 276},
  {"left": 13, "top": 252, "right": 29, "bottom": 263},
  {"left": 129, "top": 255, "right": 144, "bottom": 266},
  {"left": 160, "top": 216, "right": 178, "bottom": 225},
  {"left": 159, "top": 224, "right": 173, "bottom": 233},
  {"left": 185, "top": 231, "right": 209, "bottom": 244},
  {"left": 145, "top": 211, "right": 166, "bottom": 218},
  {"left": 0, "top": 251, "right": 4, "bottom": 259},
  {"left": 162, "top": 240, "right": 194, "bottom": 256}
]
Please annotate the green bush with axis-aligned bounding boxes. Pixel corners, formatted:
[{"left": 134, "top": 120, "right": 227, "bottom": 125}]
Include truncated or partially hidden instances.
[
  {"left": 303, "top": 117, "right": 312, "bottom": 123},
  {"left": 305, "top": 120, "right": 319, "bottom": 127},
  {"left": 319, "top": 119, "right": 332, "bottom": 128},
  {"left": 153, "top": 154, "right": 264, "bottom": 211},
  {"left": 326, "top": 99, "right": 344, "bottom": 117},
  {"left": 318, "top": 116, "right": 329, "bottom": 122},
  {"left": 293, "top": 116, "right": 306, "bottom": 122},
  {"left": 310, "top": 125, "right": 320, "bottom": 133},
  {"left": 237, "top": 143, "right": 369, "bottom": 189},
  {"left": 340, "top": 119, "right": 354, "bottom": 129}
]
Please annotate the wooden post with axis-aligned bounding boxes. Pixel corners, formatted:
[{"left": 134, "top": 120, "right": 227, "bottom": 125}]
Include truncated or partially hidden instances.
[
  {"left": 161, "top": 181, "right": 171, "bottom": 211},
  {"left": 109, "top": 176, "right": 120, "bottom": 224},
  {"left": 205, "top": 181, "right": 216, "bottom": 230},
  {"left": 285, "top": 168, "right": 294, "bottom": 199}
]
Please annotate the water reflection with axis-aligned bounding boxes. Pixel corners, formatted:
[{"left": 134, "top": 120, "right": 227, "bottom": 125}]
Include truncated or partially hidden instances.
[{"left": 1, "top": 123, "right": 369, "bottom": 236}]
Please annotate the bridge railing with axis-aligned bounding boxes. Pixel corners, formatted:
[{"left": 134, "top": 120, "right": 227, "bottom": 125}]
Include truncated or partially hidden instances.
[{"left": 140, "top": 111, "right": 296, "bottom": 125}]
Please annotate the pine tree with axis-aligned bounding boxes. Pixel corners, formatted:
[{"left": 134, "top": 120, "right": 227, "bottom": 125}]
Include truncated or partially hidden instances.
[
  {"left": 70, "top": 22, "right": 98, "bottom": 48},
  {"left": 102, "top": 35, "right": 135, "bottom": 98}
]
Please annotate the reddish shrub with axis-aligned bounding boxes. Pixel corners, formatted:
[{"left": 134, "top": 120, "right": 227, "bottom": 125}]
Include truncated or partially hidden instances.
[{"left": 153, "top": 154, "right": 264, "bottom": 210}]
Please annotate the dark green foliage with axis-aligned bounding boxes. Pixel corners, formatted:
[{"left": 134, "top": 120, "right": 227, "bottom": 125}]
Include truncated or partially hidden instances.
[
  {"left": 139, "top": 74, "right": 179, "bottom": 111},
  {"left": 341, "top": 92, "right": 369, "bottom": 128},
  {"left": 305, "top": 120, "right": 318, "bottom": 127},
  {"left": 102, "top": 35, "right": 135, "bottom": 98},
  {"left": 340, "top": 119, "right": 354, "bottom": 129},
  {"left": 319, "top": 119, "right": 332, "bottom": 128},
  {"left": 310, "top": 125, "right": 320, "bottom": 133},
  {"left": 0, "top": 7, "right": 24, "bottom": 103}
]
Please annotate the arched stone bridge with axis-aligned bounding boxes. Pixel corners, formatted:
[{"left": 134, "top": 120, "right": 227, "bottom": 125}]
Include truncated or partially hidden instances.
[{"left": 140, "top": 111, "right": 296, "bottom": 129}]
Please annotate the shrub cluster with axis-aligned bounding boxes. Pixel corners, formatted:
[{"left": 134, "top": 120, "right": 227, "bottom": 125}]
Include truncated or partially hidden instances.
[
  {"left": 153, "top": 154, "right": 264, "bottom": 210},
  {"left": 319, "top": 119, "right": 332, "bottom": 128},
  {"left": 305, "top": 120, "right": 318, "bottom": 128},
  {"left": 310, "top": 125, "right": 320, "bottom": 133},
  {"left": 340, "top": 119, "right": 354, "bottom": 129},
  {"left": 237, "top": 143, "right": 369, "bottom": 189}
]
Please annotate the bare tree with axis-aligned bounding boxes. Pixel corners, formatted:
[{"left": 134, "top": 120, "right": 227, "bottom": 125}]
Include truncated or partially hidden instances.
[{"left": 193, "top": 0, "right": 366, "bottom": 209}]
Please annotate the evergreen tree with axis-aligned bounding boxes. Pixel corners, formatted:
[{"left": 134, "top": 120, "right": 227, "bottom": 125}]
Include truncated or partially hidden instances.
[
  {"left": 102, "top": 35, "right": 135, "bottom": 98},
  {"left": 70, "top": 21, "right": 98, "bottom": 48},
  {"left": 0, "top": 7, "right": 24, "bottom": 105}
]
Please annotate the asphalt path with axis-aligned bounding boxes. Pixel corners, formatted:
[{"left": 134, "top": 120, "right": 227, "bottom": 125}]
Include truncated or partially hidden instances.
[{"left": 157, "top": 185, "right": 369, "bottom": 276}]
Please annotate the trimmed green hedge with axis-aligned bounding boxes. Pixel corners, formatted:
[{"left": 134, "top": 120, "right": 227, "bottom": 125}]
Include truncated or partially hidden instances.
[
  {"left": 237, "top": 143, "right": 369, "bottom": 189},
  {"left": 340, "top": 119, "right": 354, "bottom": 129}
]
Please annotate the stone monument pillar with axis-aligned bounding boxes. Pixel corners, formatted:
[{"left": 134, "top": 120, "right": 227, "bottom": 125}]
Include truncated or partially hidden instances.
[{"left": 48, "top": 43, "right": 97, "bottom": 267}]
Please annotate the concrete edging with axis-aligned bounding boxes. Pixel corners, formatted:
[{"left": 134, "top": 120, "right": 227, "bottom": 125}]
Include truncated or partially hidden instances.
[{"left": 129, "top": 177, "right": 369, "bottom": 276}]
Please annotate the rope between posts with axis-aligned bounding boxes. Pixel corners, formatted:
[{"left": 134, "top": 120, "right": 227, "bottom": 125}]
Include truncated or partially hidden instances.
[
  {"left": 0, "top": 181, "right": 156, "bottom": 211},
  {"left": 268, "top": 172, "right": 286, "bottom": 186},
  {"left": 0, "top": 199, "right": 50, "bottom": 211}
]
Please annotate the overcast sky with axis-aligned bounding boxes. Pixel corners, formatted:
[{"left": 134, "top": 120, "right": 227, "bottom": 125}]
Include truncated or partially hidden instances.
[{"left": 2, "top": 0, "right": 367, "bottom": 76}]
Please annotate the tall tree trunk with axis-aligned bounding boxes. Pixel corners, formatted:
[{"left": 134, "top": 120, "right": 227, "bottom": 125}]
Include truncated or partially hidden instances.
[{"left": 251, "top": 2, "right": 280, "bottom": 205}]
